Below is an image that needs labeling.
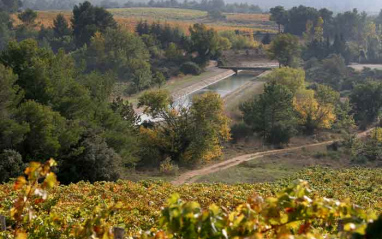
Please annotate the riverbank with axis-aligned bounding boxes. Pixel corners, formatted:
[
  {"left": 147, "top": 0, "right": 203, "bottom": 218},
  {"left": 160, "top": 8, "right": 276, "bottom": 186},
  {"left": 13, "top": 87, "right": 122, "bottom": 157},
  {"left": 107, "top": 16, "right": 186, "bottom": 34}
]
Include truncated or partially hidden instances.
[
  {"left": 223, "top": 70, "right": 270, "bottom": 121},
  {"left": 171, "top": 69, "right": 235, "bottom": 100}
]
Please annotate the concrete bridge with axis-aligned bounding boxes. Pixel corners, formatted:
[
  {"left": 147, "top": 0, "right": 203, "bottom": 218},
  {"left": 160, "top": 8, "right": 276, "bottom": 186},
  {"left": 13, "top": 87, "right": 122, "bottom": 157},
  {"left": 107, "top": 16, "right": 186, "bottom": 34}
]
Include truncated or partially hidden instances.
[{"left": 218, "top": 65, "right": 278, "bottom": 73}]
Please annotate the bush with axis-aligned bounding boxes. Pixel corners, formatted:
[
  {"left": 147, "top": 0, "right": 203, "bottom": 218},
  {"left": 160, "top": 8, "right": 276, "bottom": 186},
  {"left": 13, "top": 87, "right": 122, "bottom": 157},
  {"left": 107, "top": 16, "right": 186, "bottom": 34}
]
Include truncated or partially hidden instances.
[
  {"left": 230, "top": 122, "right": 252, "bottom": 143},
  {"left": 159, "top": 158, "right": 179, "bottom": 176},
  {"left": 180, "top": 62, "right": 202, "bottom": 75},
  {"left": 0, "top": 150, "right": 24, "bottom": 183},
  {"left": 58, "top": 132, "right": 122, "bottom": 184}
]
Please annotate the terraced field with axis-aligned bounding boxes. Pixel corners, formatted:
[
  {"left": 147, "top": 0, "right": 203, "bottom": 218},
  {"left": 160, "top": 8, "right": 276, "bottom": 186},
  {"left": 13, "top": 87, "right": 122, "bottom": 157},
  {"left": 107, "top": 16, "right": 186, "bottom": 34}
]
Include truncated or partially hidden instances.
[{"left": 25, "top": 7, "right": 277, "bottom": 34}]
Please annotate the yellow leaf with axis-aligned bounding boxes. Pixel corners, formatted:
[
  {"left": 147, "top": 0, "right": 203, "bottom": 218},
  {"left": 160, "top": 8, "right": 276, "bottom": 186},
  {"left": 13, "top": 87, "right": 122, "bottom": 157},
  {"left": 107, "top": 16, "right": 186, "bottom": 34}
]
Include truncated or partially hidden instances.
[
  {"left": 44, "top": 172, "right": 58, "bottom": 188},
  {"left": 16, "top": 231, "right": 27, "bottom": 239}
]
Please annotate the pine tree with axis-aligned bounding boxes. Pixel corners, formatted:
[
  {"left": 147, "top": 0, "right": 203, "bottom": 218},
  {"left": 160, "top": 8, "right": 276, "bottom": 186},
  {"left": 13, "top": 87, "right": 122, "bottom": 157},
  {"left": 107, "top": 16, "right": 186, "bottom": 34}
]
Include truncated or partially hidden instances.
[{"left": 53, "top": 14, "right": 71, "bottom": 38}]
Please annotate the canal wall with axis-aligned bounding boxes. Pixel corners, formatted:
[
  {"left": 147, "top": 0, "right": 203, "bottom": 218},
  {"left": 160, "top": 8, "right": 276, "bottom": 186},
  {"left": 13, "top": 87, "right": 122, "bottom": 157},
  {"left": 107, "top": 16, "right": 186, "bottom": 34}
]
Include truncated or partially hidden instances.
[{"left": 171, "top": 69, "right": 236, "bottom": 100}]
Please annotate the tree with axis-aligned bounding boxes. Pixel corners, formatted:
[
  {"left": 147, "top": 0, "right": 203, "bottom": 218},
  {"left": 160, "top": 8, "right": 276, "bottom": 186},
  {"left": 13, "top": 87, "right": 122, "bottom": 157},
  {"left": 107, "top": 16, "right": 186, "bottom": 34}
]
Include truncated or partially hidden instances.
[
  {"left": 53, "top": 13, "right": 71, "bottom": 38},
  {"left": 264, "top": 67, "right": 305, "bottom": 95},
  {"left": 334, "top": 9, "right": 361, "bottom": 42},
  {"left": 58, "top": 129, "right": 122, "bottom": 184},
  {"left": 0, "top": 39, "right": 53, "bottom": 103},
  {"left": 294, "top": 89, "right": 336, "bottom": 134},
  {"left": 270, "top": 6, "right": 288, "bottom": 33},
  {"left": 152, "top": 71, "right": 166, "bottom": 88},
  {"left": 0, "top": 0, "right": 21, "bottom": 12},
  {"left": 71, "top": 1, "right": 117, "bottom": 48},
  {"left": 165, "top": 42, "right": 183, "bottom": 62},
  {"left": 189, "top": 23, "right": 221, "bottom": 67},
  {"left": 0, "top": 65, "right": 28, "bottom": 150},
  {"left": 0, "top": 150, "right": 24, "bottom": 183},
  {"left": 1, "top": 40, "right": 94, "bottom": 120},
  {"left": 376, "top": 10, "right": 382, "bottom": 29},
  {"left": 0, "top": 11, "right": 14, "bottom": 51},
  {"left": 319, "top": 8, "right": 334, "bottom": 38},
  {"left": 138, "top": 90, "right": 230, "bottom": 165},
  {"left": 14, "top": 100, "right": 83, "bottom": 161},
  {"left": 261, "top": 33, "right": 271, "bottom": 45},
  {"left": 77, "top": 29, "right": 152, "bottom": 93},
  {"left": 241, "top": 82, "right": 296, "bottom": 145},
  {"left": 305, "top": 54, "right": 347, "bottom": 90},
  {"left": 350, "top": 81, "right": 382, "bottom": 125},
  {"left": 285, "top": 6, "right": 320, "bottom": 36},
  {"left": 110, "top": 97, "right": 140, "bottom": 127},
  {"left": 17, "top": 8, "right": 37, "bottom": 27},
  {"left": 267, "top": 33, "right": 301, "bottom": 67},
  {"left": 77, "top": 71, "right": 115, "bottom": 103},
  {"left": 0, "top": 64, "right": 23, "bottom": 118},
  {"left": 187, "top": 92, "right": 230, "bottom": 162}
]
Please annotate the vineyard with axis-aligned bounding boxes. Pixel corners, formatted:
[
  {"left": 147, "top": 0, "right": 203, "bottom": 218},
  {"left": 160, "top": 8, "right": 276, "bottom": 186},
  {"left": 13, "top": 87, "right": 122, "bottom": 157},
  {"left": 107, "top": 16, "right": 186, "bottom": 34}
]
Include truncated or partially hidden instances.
[
  {"left": 0, "top": 165, "right": 381, "bottom": 238},
  {"left": 14, "top": 8, "right": 277, "bottom": 35}
]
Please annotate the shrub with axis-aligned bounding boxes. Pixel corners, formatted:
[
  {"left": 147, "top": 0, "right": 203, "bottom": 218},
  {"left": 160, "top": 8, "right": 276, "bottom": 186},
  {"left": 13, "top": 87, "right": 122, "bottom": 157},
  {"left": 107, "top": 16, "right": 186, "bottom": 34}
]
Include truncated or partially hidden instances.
[
  {"left": 230, "top": 122, "right": 252, "bottom": 143},
  {"left": 180, "top": 61, "right": 202, "bottom": 75},
  {"left": 0, "top": 150, "right": 24, "bottom": 183},
  {"left": 159, "top": 158, "right": 179, "bottom": 176}
]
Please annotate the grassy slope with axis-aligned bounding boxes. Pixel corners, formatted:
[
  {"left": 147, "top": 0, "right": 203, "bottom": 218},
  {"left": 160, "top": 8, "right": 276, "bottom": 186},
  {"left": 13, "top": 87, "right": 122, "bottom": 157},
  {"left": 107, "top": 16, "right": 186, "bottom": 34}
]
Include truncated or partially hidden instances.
[
  {"left": 196, "top": 143, "right": 375, "bottom": 184},
  {"left": 118, "top": 69, "right": 222, "bottom": 105}
]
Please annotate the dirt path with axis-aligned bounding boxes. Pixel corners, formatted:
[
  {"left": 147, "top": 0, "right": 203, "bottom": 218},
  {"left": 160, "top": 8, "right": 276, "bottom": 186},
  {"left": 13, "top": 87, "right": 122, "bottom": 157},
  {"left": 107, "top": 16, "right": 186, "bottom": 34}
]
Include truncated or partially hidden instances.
[{"left": 171, "top": 129, "right": 374, "bottom": 185}]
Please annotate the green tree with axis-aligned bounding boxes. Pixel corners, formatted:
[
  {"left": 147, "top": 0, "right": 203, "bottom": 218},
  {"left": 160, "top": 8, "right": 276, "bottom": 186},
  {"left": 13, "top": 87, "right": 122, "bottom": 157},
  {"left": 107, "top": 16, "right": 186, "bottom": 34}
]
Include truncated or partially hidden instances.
[
  {"left": 264, "top": 67, "right": 305, "bottom": 95},
  {"left": 270, "top": 6, "right": 288, "bottom": 33},
  {"left": 0, "top": 64, "right": 23, "bottom": 118},
  {"left": 261, "top": 33, "right": 272, "bottom": 45},
  {"left": 0, "top": 40, "right": 94, "bottom": 120},
  {"left": 0, "top": 0, "right": 21, "bottom": 12},
  {"left": 152, "top": 71, "right": 166, "bottom": 88},
  {"left": 0, "top": 64, "right": 29, "bottom": 151},
  {"left": 71, "top": 1, "right": 117, "bottom": 48},
  {"left": 0, "top": 11, "right": 14, "bottom": 51},
  {"left": 285, "top": 6, "right": 320, "bottom": 36},
  {"left": 241, "top": 82, "right": 296, "bottom": 145},
  {"left": 0, "top": 39, "right": 53, "bottom": 103},
  {"left": 305, "top": 54, "right": 347, "bottom": 90},
  {"left": 77, "top": 71, "right": 115, "bottom": 103},
  {"left": 58, "top": 129, "right": 122, "bottom": 184},
  {"left": 78, "top": 29, "right": 152, "bottom": 93},
  {"left": 267, "top": 33, "right": 301, "bottom": 67},
  {"left": 53, "top": 13, "right": 71, "bottom": 38},
  {"left": 376, "top": 10, "right": 382, "bottom": 29},
  {"left": 14, "top": 100, "right": 83, "bottom": 161},
  {"left": 188, "top": 23, "right": 221, "bottom": 67},
  {"left": 110, "top": 97, "right": 140, "bottom": 127},
  {"left": 165, "top": 42, "right": 183, "bottom": 62},
  {"left": 0, "top": 150, "right": 24, "bottom": 183},
  {"left": 350, "top": 81, "right": 382, "bottom": 125},
  {"left": 17, "top": 8, "right": 37, "bottom": 27}
]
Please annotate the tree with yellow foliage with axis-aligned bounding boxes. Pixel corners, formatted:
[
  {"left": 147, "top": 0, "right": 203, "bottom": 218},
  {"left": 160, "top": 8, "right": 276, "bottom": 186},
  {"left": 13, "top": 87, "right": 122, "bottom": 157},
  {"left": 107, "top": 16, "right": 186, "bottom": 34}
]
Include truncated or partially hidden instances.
[
  {"left": 138, "top": 90, "right": 230, "bottom": 166},
  {"left": 294, "top": 88, "right": 336, "bottom": 134}
]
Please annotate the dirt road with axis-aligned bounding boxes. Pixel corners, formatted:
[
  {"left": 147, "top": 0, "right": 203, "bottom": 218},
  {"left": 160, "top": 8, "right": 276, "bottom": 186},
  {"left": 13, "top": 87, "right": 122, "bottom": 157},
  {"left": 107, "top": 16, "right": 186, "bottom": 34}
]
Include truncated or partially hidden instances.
[{"left": 171, "top": 129, "right": 373, "bottom": 185}]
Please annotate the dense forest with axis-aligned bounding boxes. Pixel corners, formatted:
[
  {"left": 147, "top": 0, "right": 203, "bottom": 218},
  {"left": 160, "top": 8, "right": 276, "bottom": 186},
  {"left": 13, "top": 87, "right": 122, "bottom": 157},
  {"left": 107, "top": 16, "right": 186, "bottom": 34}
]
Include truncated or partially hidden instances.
[
  {"left": 270, "top": 6, "right": 382, "bottom": 64},
  {"left": 0, "top": 0, "right": 242, "bottom": 183}
]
